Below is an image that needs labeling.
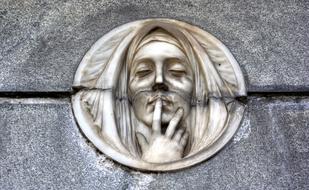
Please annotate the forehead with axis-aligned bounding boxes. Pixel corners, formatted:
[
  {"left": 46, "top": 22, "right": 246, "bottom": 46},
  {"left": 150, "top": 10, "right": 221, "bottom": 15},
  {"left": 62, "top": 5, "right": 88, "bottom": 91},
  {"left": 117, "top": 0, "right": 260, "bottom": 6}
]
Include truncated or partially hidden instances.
[{"left": 133, "top": 41, "right": 186, "bottom": 61}]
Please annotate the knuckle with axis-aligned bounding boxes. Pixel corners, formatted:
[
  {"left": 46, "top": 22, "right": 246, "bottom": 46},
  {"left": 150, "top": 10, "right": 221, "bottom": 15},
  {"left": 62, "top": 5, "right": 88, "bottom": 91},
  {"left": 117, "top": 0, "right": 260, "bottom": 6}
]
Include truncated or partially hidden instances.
[
  {"left": 153, "top": 118, "right": 159, "bottom": 123},
  {"left": 153, "top": 118, "right": 160, "bottom": 123},
  {"left": 177, "top": 111, "right": 183, "bottom": 117},
  {"left": 170, "top": 118, "right": 180, "bottom": 126},
  {"left": 177, "top": 129, "right": 184, "bottom": 134},
  {"left": 169, "top": 120, "right": 177, "bottom": 127}
]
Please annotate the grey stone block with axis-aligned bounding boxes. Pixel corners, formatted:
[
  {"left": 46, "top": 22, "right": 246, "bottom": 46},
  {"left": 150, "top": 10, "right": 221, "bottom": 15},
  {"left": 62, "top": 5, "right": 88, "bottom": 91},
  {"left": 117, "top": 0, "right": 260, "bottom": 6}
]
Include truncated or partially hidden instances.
[
  {"left": 0, "top": 97, "right": 308, "bottom": 189},
  {"left": 0, "top": 99, "right": 133, "bottom": 190},
  {"left": 0, "top": 0, "right": 308, "bottom": 92}
]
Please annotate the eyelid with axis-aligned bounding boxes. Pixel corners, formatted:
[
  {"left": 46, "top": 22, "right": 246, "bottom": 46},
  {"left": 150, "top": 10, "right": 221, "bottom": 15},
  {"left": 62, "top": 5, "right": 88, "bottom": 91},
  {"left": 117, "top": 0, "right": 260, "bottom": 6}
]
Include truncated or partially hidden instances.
[
  {"left": 135, "top": 66, "right": 152, "bottom": 77},
  {"left": 168, "top": 64, "right": 186, "bottom": 71},
  {"left": 168, "top": 68, "right": 186, "bottom": 72},
  {"left": 133, "top": 59, "right": 153, "bottom": 71},
  {"left": 136, "top": 66, "right": 152, "bottom": 71},
  {"left": 134, "top": 63, "right": 153, "bottom": 78}
]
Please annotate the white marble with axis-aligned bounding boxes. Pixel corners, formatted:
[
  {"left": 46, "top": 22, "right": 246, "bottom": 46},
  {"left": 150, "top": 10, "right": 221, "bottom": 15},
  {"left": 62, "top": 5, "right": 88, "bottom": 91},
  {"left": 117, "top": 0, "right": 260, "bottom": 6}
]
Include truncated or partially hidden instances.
[{"left": 72, "top": 19, "right": 246, "bottom": 171}]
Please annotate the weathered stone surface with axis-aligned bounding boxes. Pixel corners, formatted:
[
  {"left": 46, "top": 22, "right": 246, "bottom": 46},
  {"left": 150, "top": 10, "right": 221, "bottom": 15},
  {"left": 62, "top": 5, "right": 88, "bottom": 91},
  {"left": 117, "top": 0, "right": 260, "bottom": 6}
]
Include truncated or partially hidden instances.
[
  {"left": 0, "top": 0, "right": 308, "bottom": 92},
  {"left": 0, "top": 97, "right": 308, "bottom": 189},
  {"left": 0, "top": 99, "right": 131, "bottom": 190}
]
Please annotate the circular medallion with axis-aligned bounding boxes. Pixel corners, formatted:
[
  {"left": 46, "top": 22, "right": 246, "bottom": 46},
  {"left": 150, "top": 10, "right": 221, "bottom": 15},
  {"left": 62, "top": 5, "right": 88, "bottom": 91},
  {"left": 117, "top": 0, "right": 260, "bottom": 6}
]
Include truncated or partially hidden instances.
[{"left": 72, "top": 19, "right": 246, "bottom": 171}]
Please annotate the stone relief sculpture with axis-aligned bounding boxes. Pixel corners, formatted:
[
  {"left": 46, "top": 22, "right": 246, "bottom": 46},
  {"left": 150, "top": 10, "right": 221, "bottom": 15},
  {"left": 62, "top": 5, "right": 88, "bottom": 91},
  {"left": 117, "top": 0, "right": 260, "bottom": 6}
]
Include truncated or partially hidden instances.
[{"left": 72, "top": 19, "right": 246, "bottom": 171}]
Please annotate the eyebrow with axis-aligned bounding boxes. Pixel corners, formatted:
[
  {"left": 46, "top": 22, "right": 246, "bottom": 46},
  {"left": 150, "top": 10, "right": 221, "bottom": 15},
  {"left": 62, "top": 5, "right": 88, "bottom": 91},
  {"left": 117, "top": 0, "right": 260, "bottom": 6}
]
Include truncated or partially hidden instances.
[
  {"left": 133, "top": 58, "right": 153, "bottom": 64},
  {"left": 166, "top": 57, "right": 186, "bottom": 63}
]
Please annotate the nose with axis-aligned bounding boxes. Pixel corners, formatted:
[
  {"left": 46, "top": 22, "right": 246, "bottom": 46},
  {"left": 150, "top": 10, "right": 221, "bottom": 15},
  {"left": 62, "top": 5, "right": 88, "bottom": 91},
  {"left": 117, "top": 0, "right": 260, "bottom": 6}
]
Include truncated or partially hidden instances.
[
  {"left": 155, "top": 68, "right": 163, "bottom": 84},
  {"left": 155, "top": 60, "right": 164, "bottom": 84},
  {"left": 152, "top": 63, "right": 168, "bottom": 91}
]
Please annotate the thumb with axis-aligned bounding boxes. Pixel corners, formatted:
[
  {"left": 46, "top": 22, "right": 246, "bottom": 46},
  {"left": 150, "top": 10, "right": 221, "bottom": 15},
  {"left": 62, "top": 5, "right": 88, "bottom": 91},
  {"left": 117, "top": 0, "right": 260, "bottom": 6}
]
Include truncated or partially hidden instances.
[{"left": 136, "top": 132, "right": 148, "bottom": 153}]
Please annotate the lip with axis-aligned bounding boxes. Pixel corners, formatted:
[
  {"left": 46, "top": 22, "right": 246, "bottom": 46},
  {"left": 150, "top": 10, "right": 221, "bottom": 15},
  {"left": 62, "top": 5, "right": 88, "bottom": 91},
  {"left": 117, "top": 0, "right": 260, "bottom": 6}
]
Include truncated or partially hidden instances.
[
  {"left": 148, "top": 94, "right": 172, "bottom": 105},
  {"left": 147, "top": 94, "right": 173, "bottom": 113}
]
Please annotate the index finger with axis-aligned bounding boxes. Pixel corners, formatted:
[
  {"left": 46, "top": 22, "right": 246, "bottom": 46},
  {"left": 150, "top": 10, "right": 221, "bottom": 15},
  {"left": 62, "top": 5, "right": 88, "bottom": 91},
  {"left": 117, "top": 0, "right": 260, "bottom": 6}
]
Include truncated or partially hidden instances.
[
  {"left": 165, "top": 108, "right": 184, "bottom": 138},
  {"left": 152, "top": 98, "right": 162, "bottom": 134}
]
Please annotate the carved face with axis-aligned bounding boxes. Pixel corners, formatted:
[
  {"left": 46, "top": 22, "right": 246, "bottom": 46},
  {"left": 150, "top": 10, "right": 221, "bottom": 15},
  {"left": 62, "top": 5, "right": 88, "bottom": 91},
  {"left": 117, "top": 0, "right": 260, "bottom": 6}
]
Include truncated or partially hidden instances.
[{"left": 129, "top": 41, "right": 194, "bottom": 126}]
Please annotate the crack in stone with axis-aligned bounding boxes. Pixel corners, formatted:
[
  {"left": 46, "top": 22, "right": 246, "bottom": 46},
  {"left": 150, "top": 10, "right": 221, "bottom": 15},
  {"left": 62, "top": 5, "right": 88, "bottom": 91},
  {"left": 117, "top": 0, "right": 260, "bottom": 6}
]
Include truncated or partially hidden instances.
[{"left": 0, "top": 90, "right": 308, "bottom": 100}]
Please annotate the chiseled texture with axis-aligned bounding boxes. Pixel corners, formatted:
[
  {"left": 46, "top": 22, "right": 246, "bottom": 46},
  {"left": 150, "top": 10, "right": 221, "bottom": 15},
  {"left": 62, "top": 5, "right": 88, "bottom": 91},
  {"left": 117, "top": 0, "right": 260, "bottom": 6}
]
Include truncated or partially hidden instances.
[
  {"left": 0, "top": 97, "right": 308, "bottom": 189},
  {"left": 0, "top": 0, "right": 308, "bottom": 92}
]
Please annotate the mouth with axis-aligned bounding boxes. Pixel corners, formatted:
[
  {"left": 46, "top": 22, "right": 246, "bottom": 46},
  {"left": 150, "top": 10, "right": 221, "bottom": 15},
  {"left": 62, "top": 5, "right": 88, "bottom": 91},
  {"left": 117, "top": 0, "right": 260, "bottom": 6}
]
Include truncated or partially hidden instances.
[{"left": 147, "top": 93, "right": 173, "bottom": 108}]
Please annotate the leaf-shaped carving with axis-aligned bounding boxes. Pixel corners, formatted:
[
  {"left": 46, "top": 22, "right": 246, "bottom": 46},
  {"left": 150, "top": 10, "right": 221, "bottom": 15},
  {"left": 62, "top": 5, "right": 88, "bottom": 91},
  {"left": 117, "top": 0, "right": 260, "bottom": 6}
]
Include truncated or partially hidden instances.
[
  {"left": 79, "top": 29, "right": 132, "bottom": 88},
  {"left": 200, "top": 42, "right": 238, "bottom": 87}
]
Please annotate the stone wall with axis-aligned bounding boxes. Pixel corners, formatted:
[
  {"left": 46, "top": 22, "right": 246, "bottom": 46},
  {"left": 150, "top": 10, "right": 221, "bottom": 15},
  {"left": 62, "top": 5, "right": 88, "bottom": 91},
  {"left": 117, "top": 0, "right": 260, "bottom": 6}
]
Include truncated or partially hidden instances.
[{"left": 1, "top": 0, "right": 308, "bottom": 189}]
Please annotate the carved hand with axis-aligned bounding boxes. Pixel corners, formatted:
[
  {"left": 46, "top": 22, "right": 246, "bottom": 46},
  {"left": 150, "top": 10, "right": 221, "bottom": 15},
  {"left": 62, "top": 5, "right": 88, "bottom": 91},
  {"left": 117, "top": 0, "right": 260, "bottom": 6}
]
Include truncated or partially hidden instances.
[{"left": 136, "top": 99, "right": 189, "bottom": 163}]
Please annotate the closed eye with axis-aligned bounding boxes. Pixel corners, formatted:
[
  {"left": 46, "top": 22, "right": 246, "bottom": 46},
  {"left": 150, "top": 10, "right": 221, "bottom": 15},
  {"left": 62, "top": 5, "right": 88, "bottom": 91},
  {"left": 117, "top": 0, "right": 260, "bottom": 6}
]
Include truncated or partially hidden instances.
[
  {"left": 135, "top": 69, "right": 153, "bottom": 78},
  {"left": 168, "top": 69, "right": 187, "bottom": 77}
]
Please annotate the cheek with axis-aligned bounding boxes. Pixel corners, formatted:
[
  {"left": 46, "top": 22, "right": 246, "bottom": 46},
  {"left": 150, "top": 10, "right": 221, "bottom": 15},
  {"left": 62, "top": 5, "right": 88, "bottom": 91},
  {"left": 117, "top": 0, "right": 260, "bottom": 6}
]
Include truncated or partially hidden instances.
[
  {"left": 131, "top": 93, "right": 153, "bottom": 126},
  {"left": 132, "top": 94, "right": 146, "bottom": 110},
  {"left": 129, "top": 74, "right": 155, "bottom": 95},
  {"left": 170, "top": 95, "right": 191, "bottom": 115},
  {"left": 178, "top": 79, "right": 193, "bottom": 94},
  {"left": 166, "top": 76, "right": 194, "bottom": 96}
]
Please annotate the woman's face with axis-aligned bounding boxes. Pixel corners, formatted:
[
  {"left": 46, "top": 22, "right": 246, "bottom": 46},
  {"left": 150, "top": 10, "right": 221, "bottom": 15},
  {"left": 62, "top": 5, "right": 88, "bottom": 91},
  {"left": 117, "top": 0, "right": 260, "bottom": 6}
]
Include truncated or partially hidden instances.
[{"left": 129, "top": 41, "right": 194, "bottom": 126}]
